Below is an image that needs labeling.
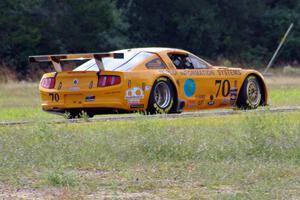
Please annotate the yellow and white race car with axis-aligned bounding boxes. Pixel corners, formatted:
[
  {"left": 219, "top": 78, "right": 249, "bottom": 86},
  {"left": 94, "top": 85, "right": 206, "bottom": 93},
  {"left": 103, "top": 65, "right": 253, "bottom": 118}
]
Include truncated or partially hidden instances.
[{"left": 30, "top": 48, "right": 268, "bottom": 118}]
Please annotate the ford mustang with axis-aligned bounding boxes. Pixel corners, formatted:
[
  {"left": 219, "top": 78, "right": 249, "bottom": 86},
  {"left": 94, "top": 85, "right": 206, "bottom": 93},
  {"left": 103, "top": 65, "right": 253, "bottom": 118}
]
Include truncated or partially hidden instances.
[{"left": 29, "top": 48, "right": 268, "bottom": 118}]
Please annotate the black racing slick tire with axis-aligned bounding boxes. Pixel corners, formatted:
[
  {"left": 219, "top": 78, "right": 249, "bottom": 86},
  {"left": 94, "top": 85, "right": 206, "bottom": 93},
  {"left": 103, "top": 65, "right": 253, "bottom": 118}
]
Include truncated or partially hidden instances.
[
  {"left": 147, "top": 78, "right": 175, "bottom": 114},
  {"left": 237, "top": 76, "right": 262, "bottom": 109}
]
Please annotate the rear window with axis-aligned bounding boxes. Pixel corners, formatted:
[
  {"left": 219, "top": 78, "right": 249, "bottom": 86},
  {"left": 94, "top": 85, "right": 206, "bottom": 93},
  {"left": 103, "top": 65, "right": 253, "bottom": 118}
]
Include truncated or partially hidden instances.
[{"left": 73, "top": 52, "right": 153, "bottom": 72}]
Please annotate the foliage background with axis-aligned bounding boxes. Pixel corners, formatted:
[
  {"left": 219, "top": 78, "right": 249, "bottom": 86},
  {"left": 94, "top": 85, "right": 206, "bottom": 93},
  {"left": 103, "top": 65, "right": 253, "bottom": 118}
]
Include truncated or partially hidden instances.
[{"left": 0, "top": 0, "right": 299, "bottom": 79}]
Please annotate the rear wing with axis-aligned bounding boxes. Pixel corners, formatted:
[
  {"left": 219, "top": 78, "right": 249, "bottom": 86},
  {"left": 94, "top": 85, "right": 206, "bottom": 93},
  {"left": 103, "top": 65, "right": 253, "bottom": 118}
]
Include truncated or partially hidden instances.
[{"left": 29, "top": 52, "right": 124, "bottom": 72}]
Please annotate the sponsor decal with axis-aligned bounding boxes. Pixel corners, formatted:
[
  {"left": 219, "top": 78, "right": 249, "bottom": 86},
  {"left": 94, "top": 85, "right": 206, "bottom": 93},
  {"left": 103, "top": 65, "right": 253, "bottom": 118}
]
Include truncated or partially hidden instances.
[
  {"left": 208, "top": 95, "right": 215, "bottom": 106},
  {"left": 198, "top": 100, "right": 205, "bottom": 106},
  {"left": 68, "top": 87, "right": 80, "bottom": 91},
  {"left": 89, "top": 81, "right": 93, "bottom": 89},
  {"left": 196, "top": 94, "right": 205, "bottom": 100},
  {"left": 128, "top": 80, "right": 132, "bottom": 88},
  {"left": 125, "top": 87, "right": 144, "bottom": 104},
  {"left": 145, "top": 86, "right": 151, "bottom": 91},
  {"left": 71, "top": 100, "right": 82, "bottom": 104},
  {"left": 130, "top": 104, "right": 144, "bottom": 109},
  {"left": 58, "top": 82, "right": 62, "bottom": 90},
  {"left": 153, "top": 99, "right": 173, "bottom": 113},
  {"left": 142, "top": 83, "right": 151, "bottom": 91},
  {"left": 208, "top": 102, "right": 215, "bottom": 106},
  {"left": 184, "top": 79, "right": 196, "bottom": 97},
  {"left": 141, "top": 83, "right": 151, "bottom": 91},
  {"left": 187, "top": 100, "right": 197, "bottom": 109},
  {"left": 160, "top": 69, "right": 177, "bottom": 75},
  {"left": 73, "top": 79, "right": 79, "bottom": 86},
  {"left": 196, "top": 95, "right": 205, "bottom": 106},
  {"left": 180, "top": 70, "right": 215, "bottom": 76},
  {"left": 221, "top": 98, "right": 231, "bottom": 105},
  {"left": 158, "top": 69, "right": 241, "bottom": 76},
  {"left": 104, "top": 91, "right": 121, "bottom": 95},
  {"left": 217, "top": 70, "right": 242, "bottom": 76},
  {"left": 128, "top": 100, "right": 140, "bottom": 104},
  {"left": 85, "top": 95, "right": 95, "bottom": 102},
  {"left": 230, "top": 88, "right": 238, "bottom": 106},
  {"left": 159, "top": 69, "right": 215, "bottom": 76},
  {"left": 234, "top": 80, "right": 238, "bottom": 88}
]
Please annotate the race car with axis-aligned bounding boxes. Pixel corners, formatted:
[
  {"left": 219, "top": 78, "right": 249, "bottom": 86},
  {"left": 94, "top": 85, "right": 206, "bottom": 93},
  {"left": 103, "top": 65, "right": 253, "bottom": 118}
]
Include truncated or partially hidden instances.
[{"left": 29, "top": 48, "right": 268, "bottom": 118}]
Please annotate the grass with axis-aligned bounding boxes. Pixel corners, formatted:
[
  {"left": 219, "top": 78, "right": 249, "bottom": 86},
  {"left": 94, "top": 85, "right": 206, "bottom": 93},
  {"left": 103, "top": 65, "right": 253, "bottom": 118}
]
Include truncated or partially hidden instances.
[
  {"left": 0, "top": 83, "right": 56, "bottom": 121},
  {"left": 0, "top": 75, "right": 300, "bottom": 199},
  {"left": 1, "top": 111, "right": 300, "bottom": 199},
  {"left": 44, "top": 170, "right": 79, "bottom": 187},
  {"left": 265, "top": 76, "right": 300, "bottom": 106}
]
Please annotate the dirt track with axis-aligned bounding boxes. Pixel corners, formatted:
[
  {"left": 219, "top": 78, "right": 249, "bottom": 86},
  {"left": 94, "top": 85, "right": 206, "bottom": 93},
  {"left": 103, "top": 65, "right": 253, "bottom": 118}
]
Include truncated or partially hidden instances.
[{"left": 1, "top": 106, "right": 300, "bottom": 127}]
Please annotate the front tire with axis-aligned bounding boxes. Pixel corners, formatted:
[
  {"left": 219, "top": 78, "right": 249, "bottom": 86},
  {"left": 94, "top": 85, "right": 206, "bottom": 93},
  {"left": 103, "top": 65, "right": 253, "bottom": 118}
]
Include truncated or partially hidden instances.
[
  {"left": 237, "top": 76, "right": 262, "bottom": 109},
  {"left": 147, "top": 78, "right": 175, "bottom": 114}
]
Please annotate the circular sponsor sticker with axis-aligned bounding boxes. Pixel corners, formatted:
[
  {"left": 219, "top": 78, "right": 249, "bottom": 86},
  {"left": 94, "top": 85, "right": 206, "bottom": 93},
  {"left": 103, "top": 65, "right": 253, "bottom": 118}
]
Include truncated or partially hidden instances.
[{"left": 184, "top": 79, "right": 196, "bottom": 97}]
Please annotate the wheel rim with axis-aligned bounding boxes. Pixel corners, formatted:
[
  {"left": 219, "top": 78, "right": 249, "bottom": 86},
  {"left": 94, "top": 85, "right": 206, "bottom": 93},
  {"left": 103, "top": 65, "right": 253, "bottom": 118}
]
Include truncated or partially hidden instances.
[
  {"left": 247, "top": 80, "right": 261, "bottom": 105},
  {"left": 154, "top": 82, "right": 171, "bottom": 108}
]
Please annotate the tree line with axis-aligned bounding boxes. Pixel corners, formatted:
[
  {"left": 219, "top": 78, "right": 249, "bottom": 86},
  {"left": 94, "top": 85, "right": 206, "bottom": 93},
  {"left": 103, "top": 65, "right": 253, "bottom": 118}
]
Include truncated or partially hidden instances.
[{"left": 0, "top": 0, "right": 299, "bottom": 79}]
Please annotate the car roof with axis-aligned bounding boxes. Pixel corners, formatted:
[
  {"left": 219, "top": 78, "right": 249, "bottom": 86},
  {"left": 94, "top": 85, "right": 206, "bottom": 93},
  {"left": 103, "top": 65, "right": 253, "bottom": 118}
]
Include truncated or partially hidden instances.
[
  {"left": 113, "top": 47, "right": 190, "bottom": 54},
  {"left": 112, "top": 47, "right": 211, "bottom": 67}
]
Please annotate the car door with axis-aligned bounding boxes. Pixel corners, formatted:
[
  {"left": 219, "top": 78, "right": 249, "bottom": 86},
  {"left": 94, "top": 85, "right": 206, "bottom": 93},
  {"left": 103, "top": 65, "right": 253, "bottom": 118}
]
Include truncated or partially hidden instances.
[
  {"left": 167, "top": 52, "right": 218, "bottom": 111},
  {"left": 188, "top": 54, "right": 221, "bottom": 109}
]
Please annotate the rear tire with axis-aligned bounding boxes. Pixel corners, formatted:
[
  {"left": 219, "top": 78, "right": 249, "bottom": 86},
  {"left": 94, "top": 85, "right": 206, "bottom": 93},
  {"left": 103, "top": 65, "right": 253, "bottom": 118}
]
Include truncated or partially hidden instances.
[
  {"left": 147, "top": 78, "right": 175, "bottom": 114},
  {"left": 237, "top": 76, "right": 262, "bottom": 109}
]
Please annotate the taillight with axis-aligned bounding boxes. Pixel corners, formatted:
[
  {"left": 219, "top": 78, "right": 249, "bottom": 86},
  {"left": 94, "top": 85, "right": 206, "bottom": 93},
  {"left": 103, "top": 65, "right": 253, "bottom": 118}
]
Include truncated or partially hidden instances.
[
  {"left": 97, "top": 75, "right": 121, "bottom": 87},
  {"left": 41, "top": 77, "right": 56, "bottom": 89}
]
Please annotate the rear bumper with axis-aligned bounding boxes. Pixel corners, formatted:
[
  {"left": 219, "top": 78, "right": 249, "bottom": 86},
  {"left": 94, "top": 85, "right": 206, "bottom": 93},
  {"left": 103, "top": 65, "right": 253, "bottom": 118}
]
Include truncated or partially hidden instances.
[{"left": 40, "top": 89, "right": 146, "bottom": 113}]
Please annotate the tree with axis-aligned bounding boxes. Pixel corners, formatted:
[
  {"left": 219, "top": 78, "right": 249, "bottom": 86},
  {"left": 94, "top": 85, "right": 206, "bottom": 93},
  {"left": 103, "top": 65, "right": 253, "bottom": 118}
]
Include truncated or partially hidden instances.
[
  {"left": 0, "top": 0, "right": 42, "bottom": 75},
  {"left": 121, "top": 0, "right": 300, "bottom": 66},
  {"left": 0, "top": 0, "right": 300, "bottom": 80},
  {"left": 0, "top": 0, "right": 129, "bottom": 78}
]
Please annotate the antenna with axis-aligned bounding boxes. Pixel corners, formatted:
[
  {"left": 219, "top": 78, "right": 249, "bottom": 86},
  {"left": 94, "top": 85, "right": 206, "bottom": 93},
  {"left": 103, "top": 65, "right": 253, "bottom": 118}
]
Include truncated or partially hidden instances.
[{"left": 263, "top": 23, "right": 294, "bottom": 74}]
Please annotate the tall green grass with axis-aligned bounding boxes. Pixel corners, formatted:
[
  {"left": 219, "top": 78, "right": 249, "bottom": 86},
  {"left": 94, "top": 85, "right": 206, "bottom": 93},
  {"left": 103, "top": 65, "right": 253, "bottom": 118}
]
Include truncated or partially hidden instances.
[
  {"left": 0, "top": 111, "right": 300, "bottom": 198},
  {"left": 0, "top": 77, "right": 300, "bottom": 198},
  {"left": 1, "top": 111, "right": 299, "bottom": 167}
]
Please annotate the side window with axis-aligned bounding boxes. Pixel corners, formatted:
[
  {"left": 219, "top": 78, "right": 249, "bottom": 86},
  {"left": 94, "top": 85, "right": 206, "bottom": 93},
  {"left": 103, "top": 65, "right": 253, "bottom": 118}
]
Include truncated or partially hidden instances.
[
  {"left": 146, "top": 57, "right": 166, "bottom": 69},
  {"left": 189, "top": 55, "right": 208, "bottom": 69},
  {"left": 168, "top": 54, "right": 194, "bottom": 69}
]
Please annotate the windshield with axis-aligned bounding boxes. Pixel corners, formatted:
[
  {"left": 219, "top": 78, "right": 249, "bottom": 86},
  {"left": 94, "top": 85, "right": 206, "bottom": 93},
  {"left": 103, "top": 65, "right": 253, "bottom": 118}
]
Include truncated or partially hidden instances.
[{"left": 73, "top": 51, "right": 153, "bottom": 72}]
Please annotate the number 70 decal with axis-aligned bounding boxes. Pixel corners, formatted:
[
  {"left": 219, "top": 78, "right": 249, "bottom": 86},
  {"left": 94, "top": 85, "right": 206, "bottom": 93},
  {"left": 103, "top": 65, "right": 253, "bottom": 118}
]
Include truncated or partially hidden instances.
[
  {"left": 49, "top": 93, "right": 60, "bottom": 102},
  {"left": 215, "top": 80, "right": 231, "bottom": 97}
]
